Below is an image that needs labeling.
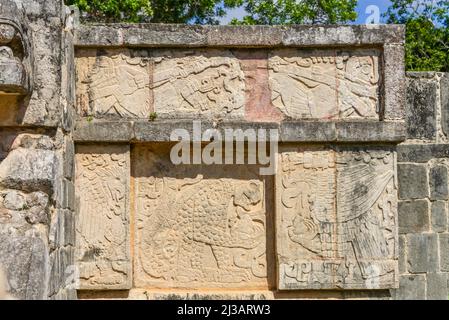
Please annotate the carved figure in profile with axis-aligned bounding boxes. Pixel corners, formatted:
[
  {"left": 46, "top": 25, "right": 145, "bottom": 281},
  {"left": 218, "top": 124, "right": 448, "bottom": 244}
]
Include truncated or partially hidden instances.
[
  {"left": 152, "top": 51, "right": 245, "bottom": 116},
  {"left": 88, "top": 54, "right": 150, "bottom": 117}
]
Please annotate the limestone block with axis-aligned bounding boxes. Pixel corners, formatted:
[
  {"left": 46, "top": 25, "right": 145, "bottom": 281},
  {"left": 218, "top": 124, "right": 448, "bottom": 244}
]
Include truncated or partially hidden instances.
[
  {"left": 398, "top": 200, "right": 430, "bottom": 234},
  {"left": 394, "top": 275, "right": 426, "bottom": 300},
  {"left": 441, "top": 73, "right": 449, "bottom": 138},
  {"left": 431, "top": 201, "right": 447, "bottom": 233},
  {"left": 0, "top": 227, "right": 48, "bottom": 300},
  {"left": 133, "top": 144, "right": 273, "bottom": 289},
  {"left": 76, "top": 49, "right": 151, "bottom": 119},
  {"left": 277, "top": 146, "right": 398, "bottom": 290},
  {"left": 429, "top": 165, "right": 448, "bottom": 200},
  {"left": 398, "top": 164, "right": 428, "bottom": 200},
  {"left": 407, "top": 233, "right": 439, "bottom": 273},
  {"left": 269, "top": 49, "right": 381, "bottom": 120},
  {"left": 0, "top": 147, "right": 56, "bottom": 192},
  {"left": 440, "top": 234, "right": 449, "bottom": 272},
  {"left": 426, "top": 273, "right": 448, "bottom": 300},
  {"left": 152, "top": 49, "right": 245, "bottom": 119},
  {"left": 406, "top": 75, "right": 438, "bottom": 140},
  {"left": 75, "top": 144, "right": 131, "bottom": 290}
]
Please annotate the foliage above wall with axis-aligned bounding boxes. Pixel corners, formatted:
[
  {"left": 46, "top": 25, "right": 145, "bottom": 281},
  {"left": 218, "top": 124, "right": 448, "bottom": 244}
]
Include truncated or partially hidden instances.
[
  {"left": 66, "top": 0, "right": 448, "bottom": 71},
  {"left": 224, "top": 0, "right": 357, "bottom": 24},
  {"left": 386, "top": 0, "right": 449, "bottom": 72},
  {"left": 65, "top": 0, "right": 226, "bottom": 24}
]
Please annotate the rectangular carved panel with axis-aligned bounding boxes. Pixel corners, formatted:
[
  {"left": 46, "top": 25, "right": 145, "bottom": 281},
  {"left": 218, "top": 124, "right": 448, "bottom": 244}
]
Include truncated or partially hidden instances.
[
  {"left": 133, "top": 144, "right": 273, "bottom": 289},
  {"left": 76, "top": 49, "right": 151, "bottom": 119},
  {"left": 269, "top": 49, "right": 381, "bottom": 120},
  {"left": 152, "top": 50, "right": 246, "bottom": 119},
  {"left": 277, "top": 146, "right": 398, "bottom": 290},
  {"left": 75, "top": 144, "right": 131, "bottom": 290}
]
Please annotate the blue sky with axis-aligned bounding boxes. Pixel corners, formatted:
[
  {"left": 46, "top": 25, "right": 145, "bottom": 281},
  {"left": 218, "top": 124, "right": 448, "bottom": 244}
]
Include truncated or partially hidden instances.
[{"left": 220, "top": 0, "right": 392, "bottom": 24}]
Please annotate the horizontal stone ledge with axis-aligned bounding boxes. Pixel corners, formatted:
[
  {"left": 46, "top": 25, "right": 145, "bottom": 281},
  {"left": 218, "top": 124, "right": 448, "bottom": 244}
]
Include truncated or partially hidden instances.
[
  {"left": 74, "top": 120, "right": 406, "bottom": 143},
  {"left": 74, "top": 24, "right": 405, "bottom": 48},
  {"left": 398, "top": 144, "right": 449, "bottom": 163}
]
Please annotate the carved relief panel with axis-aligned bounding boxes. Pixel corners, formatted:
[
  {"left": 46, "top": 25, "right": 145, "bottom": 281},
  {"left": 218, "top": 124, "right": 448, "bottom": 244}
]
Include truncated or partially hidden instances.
[
  {"left": 269, "top": 49, "right": 381, "bottom": 119},
  {"left": 152, "top": 50, "right": 245, "bottom": 118},
  {"left": 75, "top": 145, "right": 131, "bottom": 289},
  {"left": 133, "top": 144, "right": 273, "bottom": 289},
  {"left": 277, "top": 146, "right": 398, "bottom": 290},
  {"left": 76, "top": 50, "right": 151, "bottom": 118}
]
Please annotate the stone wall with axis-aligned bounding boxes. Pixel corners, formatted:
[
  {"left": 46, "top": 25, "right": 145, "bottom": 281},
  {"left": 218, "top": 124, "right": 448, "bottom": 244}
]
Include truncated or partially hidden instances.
[
  {"left": 0, "top": 0, "right": 448, "bottom": 300},
  {"left": 70, "top": 23, "right": 406, "bottom": 299},
  {"left": 393, "top": 72, "right": 449, "bottom": 300},
  {"left": 0, "top": 0, "right": 76, "bottom": 300}
]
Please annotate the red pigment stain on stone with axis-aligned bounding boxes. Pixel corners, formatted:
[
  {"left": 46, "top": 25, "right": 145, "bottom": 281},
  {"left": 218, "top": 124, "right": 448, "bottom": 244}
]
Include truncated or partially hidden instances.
[{"left": 236, "top": 50, "right": 284, "bottom": 122}]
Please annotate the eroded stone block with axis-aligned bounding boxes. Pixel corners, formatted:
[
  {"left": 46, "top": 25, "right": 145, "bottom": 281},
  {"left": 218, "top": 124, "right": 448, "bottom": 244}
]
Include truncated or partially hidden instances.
[
  {"left": 133, "top": 144, "right": 273, "bottom": 289},
  {"left": 269, "top": 49, "right": 381, "bottom": 120},
  {"left": 277, "top": 146, "right": 398, "bottom": 290},
  {"left": 75, "top": 144, "right": 131, "bottom": 289}
]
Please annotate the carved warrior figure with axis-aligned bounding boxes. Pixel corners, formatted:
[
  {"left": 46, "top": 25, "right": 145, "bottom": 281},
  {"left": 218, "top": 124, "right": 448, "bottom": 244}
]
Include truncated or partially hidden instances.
[
  {"left": 138, "top": 175, "right": 266, "bottom": 285},
  {"left": 270, "top": 50, "right": 379, "bottom": 119},
  {"left": 0, "top": 0, "right": 32, "bottom": 95},
  {"left": 281, "top": 149, "right": 396, "bottom": 287},
  {"left": 152, "top": 51, "right": 245, "bottom": 116},
  {"left": 76, "top": 152, "right": 130, "bottom": 288},
  {"left": 87, "top": 54, "right": 150, "bottom": 118}
]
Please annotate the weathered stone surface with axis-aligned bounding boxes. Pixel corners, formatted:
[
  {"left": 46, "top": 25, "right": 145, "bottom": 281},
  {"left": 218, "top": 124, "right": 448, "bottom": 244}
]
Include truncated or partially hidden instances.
[
  {"left": 398, "top": 235, "right": 406, "bottom": 274},
  {"left": 0, "top": 11, "right": 423, "bottom": 300},
  {"left": 406, "top": 75, "right": 438, "bottom": 140},
  {"left": 53, "top": 178, "right": 75, "bottom": 210},
  {"left": 398, "top": 144, "right": 449, "bottom": 163},
  {"left": 383, "top": 44, "right": 406, "bottom": 120},
  {"left": 0, "top": 227, "right": 48, "bottom": 299},
  {"left": 76, "top": 49, "right": 151, "bottom": 119},
  {"left": 426, "top": 273, "right": 448, "bottom": 300},
  {"left": 0, "top": 0, "right": 32, "bottom": 96},
  {"left": 133, "top": 144, "right": 273, "bottom": 289},
  {"left": 235, "top": 50, "right": 284, "bottom": 122},
  {"left": 75, "top": 144, "right": 131, "bottom": 290},
  {"left": 269, "top": 49, "right": 381, "bottom": 120},
  {"left": 394, "top": 275, "right": 426, "bottom": 300},
  {"left": 74, "top": 120, "right": 134, "bottom": 142},
  {"left": 63, "top": 136, "right": 75, "bottom": 180},
  {"left": 335, "top": 121, "right": 406, "bottom": 142},
  {"left": 0, "top": 148, "right": 56, "bottom": 192},
  {"left": 441, "top": 73, "right": 449, "bottom": 138},
  {"left": 440, "top": 234, "right": 449, "bottom": 272},
  {"left": 429, "top": 165, "right": 448, "bottom": 200},
  {"left": 398, "top": 200, "right": 429, "bottom": 234},
  {"left": 277, "top": 146, "right": 398, "bottom": 290},
  {"left": 153, "top": 49, "right": 245, "bottom": 119},
  {"left": 431, "top": 201, "right": 447, "bottom": 233},
  {"left": 74, "top": 24, "right": 405, "bottom": 48},
  {"left": 407, "top": 233, "right": 439, "bottom": 273},
  {"left": 398, "top": 164, "right": 428, "bottom": 200},
  {"left": 73, "top": 119, "right": 406, "bottom": 143}
]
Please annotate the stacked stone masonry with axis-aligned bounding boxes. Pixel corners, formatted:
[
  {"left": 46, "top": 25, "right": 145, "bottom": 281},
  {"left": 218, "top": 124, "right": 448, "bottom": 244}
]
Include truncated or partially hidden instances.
[{"left": 0, "top": 0, "right": 448, "bottom": 300}]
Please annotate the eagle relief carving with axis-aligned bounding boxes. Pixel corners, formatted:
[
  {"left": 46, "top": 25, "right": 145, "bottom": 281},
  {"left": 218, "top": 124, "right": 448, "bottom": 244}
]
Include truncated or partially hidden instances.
[
  {"left": 75, "top": 145, "right": 131, "bottom": 290},
  {"left": 277, "top": 146, "right": 398, "bottom": 290}
]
